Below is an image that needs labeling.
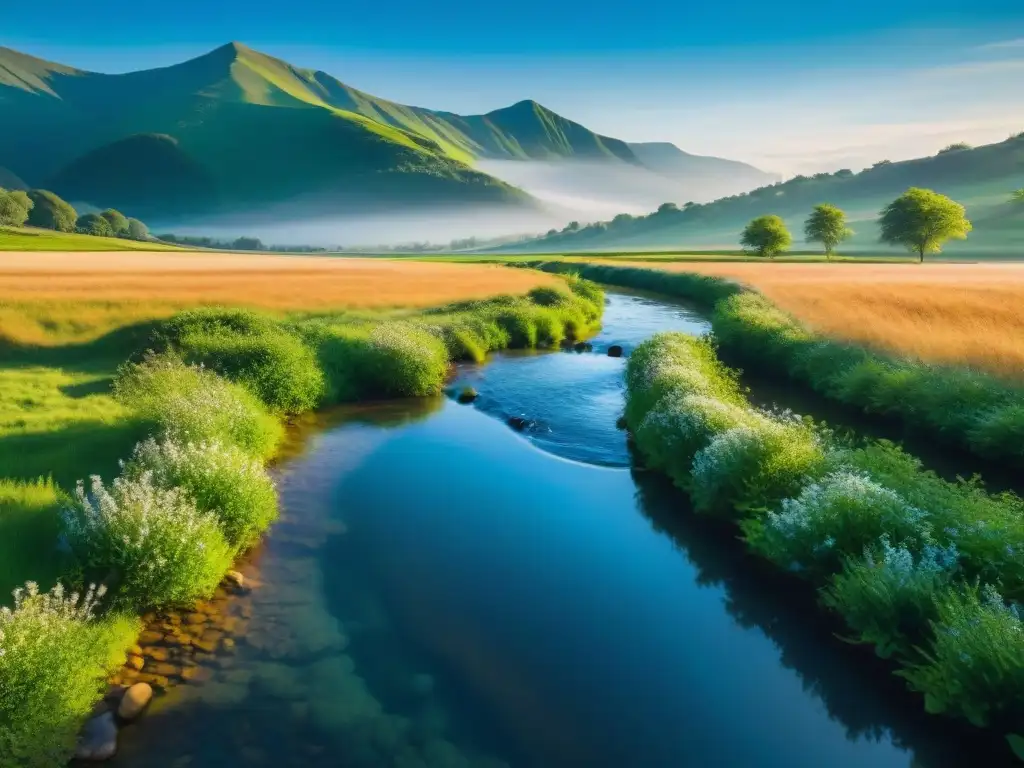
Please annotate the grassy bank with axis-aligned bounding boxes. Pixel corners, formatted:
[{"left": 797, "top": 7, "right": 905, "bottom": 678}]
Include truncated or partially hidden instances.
[
  {"left": 0, "top": 276, "right": 604, "bottom": 766},
  {"left": 0, "top": 227, "right": 184, "bottom": 252},
  {"left": 625, "top": 331, "right": 1024, "bottom": 755},
  {"left": 533, "top": 261, "right": 1024, "bottom": 470}
]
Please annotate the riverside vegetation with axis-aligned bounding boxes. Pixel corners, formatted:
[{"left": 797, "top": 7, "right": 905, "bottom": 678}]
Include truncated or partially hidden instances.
[
  {"left": 624, "top": 330, "right": 1024, "bottom": 753},
  {"left": 0, "top": 276, "right": 604, "bottom": 767},
  {"left": 533, "top": 262, "right": 1024, "bottom": 469}
]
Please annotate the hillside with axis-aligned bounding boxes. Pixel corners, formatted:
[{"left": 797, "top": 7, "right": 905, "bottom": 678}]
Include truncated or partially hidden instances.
[
  {"left": 510, "top": 135, "right": 1024, "bottom": 253},
  {"left": 0, "top": 43, "right": 772, "bottom": 226},
  {"left": 0, "top": 167, "right": 26, "bottom": 190}
]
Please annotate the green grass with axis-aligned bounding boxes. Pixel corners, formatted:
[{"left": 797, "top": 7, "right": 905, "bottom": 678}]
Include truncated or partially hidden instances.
[
  {"left": 0, "top": 479, "right": 70, "bottom": 602},
  {"left": 0, "top": 226, "right": 183, "bottom": 251}
]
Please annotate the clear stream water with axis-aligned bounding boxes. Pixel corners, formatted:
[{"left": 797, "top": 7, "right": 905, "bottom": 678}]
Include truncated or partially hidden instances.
[{"left": 109, "top": 291, "right": 1003, "bottom": 768}]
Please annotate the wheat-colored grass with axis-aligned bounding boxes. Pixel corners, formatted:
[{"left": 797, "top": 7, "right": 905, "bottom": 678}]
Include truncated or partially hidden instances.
[
  {"left": 0, "top": 251, "right": 559, "bottom": 345},
  {"left": 613, "top": 261, "right": 1024, "bottom": 376}
]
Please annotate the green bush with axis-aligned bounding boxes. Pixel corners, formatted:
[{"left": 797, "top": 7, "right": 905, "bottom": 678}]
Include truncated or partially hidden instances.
[
  {"left": 153, "top": 308, "right": 325, "bottom": 414},
  {"left": 690, "top": 416, "right": 827, "bottom": 519},
  {"left": 121, "top": 438, "right": 278, "bottom": 550},
  {"left": 76, "top": 213, "right": 112, "bottom": 237},
  {"left": 63, "top": 473, "right": 233, "bottom": 610},
  {"left": 358, "top": 322, "right": 450, "bottom": 398},
  {"left": 901, "top": 584, "right": 1024, "bottom": 728},
  {"left": 823, "top": 537, "right": 956, "bottom": 659},
  {"left": 25, "top": 190, "right": 77, "bottom": 233},
  {"left": 114, "top": 353, "right": 283, "bottom": 459},
  {"left": 0, "top": 582, "right": 138, "bottom": 768}
]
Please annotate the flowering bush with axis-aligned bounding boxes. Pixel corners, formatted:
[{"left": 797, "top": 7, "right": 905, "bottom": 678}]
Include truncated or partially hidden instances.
[
  {"left": 122, "top": 438, "right": 278, "bottom": 550},
  {"left": 743, "top": 470, "right": 931, "bottom": 575},
  {"left": 690, "top": 416, "right": 827, "bottom": 519},
  {"left": 824, "top": 536, "right": 958, "bottom": 658},
  {"left": 114, "top": 353, "right": 283, "bottom": 459},
  {"left": 362, "top": 322, "right": 450, "bottom": 398},
  {"left": 0, "top": 582, "right": 138, "bottom": 767},
  {"left": 63, "top": 473, "right": 233, "bottom": 610},
  {"left": 901, "top": 584, "right": 1024, "bottom": 728}
]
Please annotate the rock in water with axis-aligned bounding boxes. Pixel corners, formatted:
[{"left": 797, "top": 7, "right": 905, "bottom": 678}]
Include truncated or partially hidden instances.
[
  {"left": 118, "top": 682, "right": 153, "bottom": 721},
  {"left": 607, "top": 345, "right": 624, "bottom": 358},
  {"left": 75, "top": 711, "right": 118, "bottom": 760},
  {"left": 456, "top": 387, "right": 478, "bottom": 404},
  {"left": 507, "top": 416, "right": 530, "bottom": 431}
]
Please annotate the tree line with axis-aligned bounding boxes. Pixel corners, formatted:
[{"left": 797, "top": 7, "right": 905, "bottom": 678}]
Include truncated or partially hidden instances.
[
  {"left": 739, "top": 187, "right": 974, "bottom": 262},
  {"left": 0, "top": 188, "right": 150, "bottom": 240}
]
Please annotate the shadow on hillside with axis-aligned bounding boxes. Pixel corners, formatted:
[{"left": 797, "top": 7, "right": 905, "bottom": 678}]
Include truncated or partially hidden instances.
[{"left": 0, "top": 319, "right": 163, "bottom": 371}]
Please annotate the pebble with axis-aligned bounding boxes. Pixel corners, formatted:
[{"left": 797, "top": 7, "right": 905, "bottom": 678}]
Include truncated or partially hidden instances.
[
  {"left": 117, "top": 683, "right": 153, "bottom": 721},
  {"left": 75, "top": 711, "right": 118, "bottom": 760}
]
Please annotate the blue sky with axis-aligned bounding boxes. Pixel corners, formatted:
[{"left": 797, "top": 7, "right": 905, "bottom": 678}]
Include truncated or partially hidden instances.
[{"left": 5, "top": 1, "right": 1024, "bottom": 174}]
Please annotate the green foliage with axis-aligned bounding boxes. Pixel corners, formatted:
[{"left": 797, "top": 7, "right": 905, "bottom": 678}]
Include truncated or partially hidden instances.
[
  {"left": 1011, "top": 188, "right": 1024, "bottom": 204},
  {"left": 878, "top": 187, "right": 972, "bottom": 261},
  {"left": 0, "top": 582, "right": 138, "bottom": 768},
  {"left": 125, "top": 217, "right": 148, "bottom": 240},
  {"left": 740, "top": 215, "right": 792, "bottom": 258},
  {"left": 152, "top": 308, "right": 325, "bottom": 414},
  {"left": 114, "top": 353, "right": 283, "bottom": 459},
  {"left": 938, "top": 142, "right": 972, "bottom": 154},
  {"left": 25, "top": 190, "right": 77, "bottom": 232},
  {"left": 803, "top": 203, "right": 853, "bottom": 258},
  {"left": 356, "top": 322, "right": 450, "bottom": 398},
  {"left": 121, "top": 438, "right": 278, "bottom": 551},
  {"left": 75, "top": 213, "right": 113, "bottom": 237},
  {"left": 98, "top": 209, "right": 128, "bottom": 237},
  {"left": 233, "top": 236, "right": 263, "bottom": 251},
  {"left": 0, "top": 480, "right": 68, "bottom": 600},
  {"left": 0, "top": 189, "right": 33, "bottom": 227},
  {"left": 901, "top": 584, "right": 1024, "bottom": 728},
  {"left": 64, "top": 473, "right": 233, "bottom": 610}
]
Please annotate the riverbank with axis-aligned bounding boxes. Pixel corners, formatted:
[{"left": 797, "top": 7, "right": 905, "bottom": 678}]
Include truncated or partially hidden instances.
[
  {"left": 624, "top": 330, "right": 1024, "bottom": 757},
  {"left": 532, "top": 261, "right": 1024, "bottom": 470},
  {"left": 0, "top": 276, "right": 604, "bottom": 766}
]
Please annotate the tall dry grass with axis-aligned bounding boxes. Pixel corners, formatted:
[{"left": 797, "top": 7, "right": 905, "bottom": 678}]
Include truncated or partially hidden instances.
[
  {"left": 614, "top": 262, "right": 1024, "bottom": 377},
  {"left": 0, "top": 252, "right": 559, "bottom": 345}
]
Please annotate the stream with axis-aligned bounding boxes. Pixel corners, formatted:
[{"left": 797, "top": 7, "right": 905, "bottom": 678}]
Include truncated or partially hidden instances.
[{"left": 107, "top": 291, "right": 1003, "bottom": 768}]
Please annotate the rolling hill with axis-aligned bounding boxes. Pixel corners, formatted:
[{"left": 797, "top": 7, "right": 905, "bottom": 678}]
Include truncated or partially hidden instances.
[
  {"left": 509, "top": 136, "right": 1024, "bottom": 254},
  {"left": 0, "top": 43, "right": 773, "bottom": 226}
]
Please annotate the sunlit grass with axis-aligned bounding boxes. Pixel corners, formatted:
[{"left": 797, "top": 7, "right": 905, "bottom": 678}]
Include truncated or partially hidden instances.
[{"left": 0, "top": 226, "right": 183, "bottom": 252}]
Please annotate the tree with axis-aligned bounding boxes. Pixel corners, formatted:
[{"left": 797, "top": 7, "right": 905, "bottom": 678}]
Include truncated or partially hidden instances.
[
  {"left": 100, "top": 209, "right": 130, "bottom": 237},
  {"left": 232, "top": 236, "right": 263, "bottom": 251},
  {"left": 26, "top": 190, "right": 78, "bottom": 232},
  {"left": 804, "top": 204, "right": 853, "bottom": 259},
  {"left": 879, "top": 188, "right": 972, "bottom": 262},
  {"left": 657, "top": 202, "right": 679, "bottom": 214},
  {"left": 564, "top": 221, "right": 580, "bottom": 232},
  {"left": 938, "top": 142, "right": 971, "bottom": 154},
  {"left": 77, "top": 212, "right": 113, "bottom": 237},
  {"left": 0, "top": 188, "right": 33, "bottom": 227},
  {"left": 740, "top": 215, "right": 792, "bottom": 259},
  {"left": 1011, "top": 189, "right": 1024, "bottom": 204},
  {"left": 126, "top": 218, "right": 149, "bottom": 241}
]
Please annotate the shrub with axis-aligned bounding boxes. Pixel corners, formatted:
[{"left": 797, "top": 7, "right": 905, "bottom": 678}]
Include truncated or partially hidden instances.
[
  {"left": 690, "top": 416, "right": 827, "bottom": 519},
  {"left": 743, "top": 470, "right": 931, "bottom": 575},
  {"left": 901, "top": 584, "right": 1024, "bottom": 728},
  {"left": 99, "top": 209, "right": 129, "bottom": 237},
  {"left": 0, "top": 189, "right": 33, "bottom": 227},
  {"left": 0, "top": 582, "right": 138, "bottom": 768},
  {"left": 63, "top": 473, "right": 233, "bottom": 610},
  {"left": 114, "top": 353, "right": 283, "bottom": 459},
  {"left": 122, "top": 438, "right": 278, "bottom": 550},
  {"left": 76, "top": 213, "right": 112, "bottom": 237},
  {"left": 824, "top": 537, "right": 957, "bottom": 658},
  {"left": 153, "top": 308, "right": 325, "bottom": 414},
  {"left": 358, "top": 322, "right": 449, "bottom": 398},
  {"left": 968, "top": 404, "right": 1024, "bottom": 462}
]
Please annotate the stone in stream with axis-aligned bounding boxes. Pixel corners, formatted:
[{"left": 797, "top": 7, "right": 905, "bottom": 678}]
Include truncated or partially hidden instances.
[
  {"left": 75, "top": 711, "right": 118, "bottom": 760},
  {"left": 572, "top": 341, "right": 592, "bottom": 353},
  {"left": 456, "top": 387, "right": 478, "bottom": 404},
  {"left": 607, "top": 345, "right": 624, "bottom": 358},
  {"left": 507, "top": 416, "right": 531, "bottom": 431},
  {"left": 223, "top": 570, "right": 248, "bottom": 594},
  {"left": 117, "top": 682, "right": 153, "bottom": 721}
]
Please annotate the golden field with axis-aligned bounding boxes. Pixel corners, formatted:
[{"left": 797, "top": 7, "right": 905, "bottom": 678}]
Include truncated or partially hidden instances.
[
  {"left": 618, "top": 261, "right": 1024, "bottom": 376},
  {"left": 0, "top": 251, "right": 559, "bottom": 345}
]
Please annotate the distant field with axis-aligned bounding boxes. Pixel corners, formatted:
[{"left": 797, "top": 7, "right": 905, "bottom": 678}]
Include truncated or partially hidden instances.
[
  {"left": 610, "top": 261, "right": 1024, "bottom": 376},
  {"left": 0, "top": 251, "right": 559, "bottom": 345},
  {"left": 0, "top": 226, "right": 186, "bottom": 252}
]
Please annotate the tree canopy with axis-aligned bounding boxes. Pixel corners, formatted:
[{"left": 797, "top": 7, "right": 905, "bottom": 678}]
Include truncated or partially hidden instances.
[
  {"left": 232, "top": 236, "right": 264, "bottom": 251},
  {"left": 100, "top": 208, "right": 130, "bottom": 236},
  {"left": 26, "top": 190, "right": 78, "bottom": 232},
  {"left": 77, "top": 212, "right": 114, "bottom": 237},
  {"left": 657, "top": 202, "right": 679, "bottom": 214},
  {"left": 740, "top": 215, "right": 792, "bottom": 259},
  {"left": 803, "top": 204, "right": 853, "bottom": 258},
  {"left": 126, "top": 218, "right": 149, "bottom": 241},
  {"left": 0, "top": 188, "right": 34, "bottom": 227},
  {"left": 1011, "top": 188, "right": 1024, "bottom": 204},
  {"left": 879, "top": 188, "right": 972, "bottom": 262}
]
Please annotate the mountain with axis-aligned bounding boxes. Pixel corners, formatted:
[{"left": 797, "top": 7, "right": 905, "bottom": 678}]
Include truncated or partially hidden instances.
[
  {"left": 0, "top": 42, "right": 773, "bottom": 227},
  {"left": 508, "top": 135, "right": 1024, "bottom": 254},
  {"left": 0, "top": 167, "right": 27, "bottom": 190},
  {"left": 628, "top": 142, "right": 777, "bottom": 197}
]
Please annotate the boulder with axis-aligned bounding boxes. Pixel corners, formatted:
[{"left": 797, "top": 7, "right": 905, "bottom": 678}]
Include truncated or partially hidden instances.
[
  {"left": 607, "top": 345, "right": 624, "bottom": 358},
  {"left": 117, "top": 682, "right": 153, "bottom": 721},
  {"left": 75, "top": 711, "right": 118, "bottom": 760},
  {"left": 572, "top": 342, "right": 592, "bottom": 353},
  {"left": 456, "top": 387, "right": 478, "bottom": 404},
  {"left": 507, "top": 416, "right": 531, "bottom": 431}
]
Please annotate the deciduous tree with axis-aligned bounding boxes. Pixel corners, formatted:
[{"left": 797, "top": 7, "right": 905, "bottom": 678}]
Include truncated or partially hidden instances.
[
  {"left": 804, "top": 204, "right": 853, "bottom": 259},
  {"left": 0, "top": 188, "right": 33, "bottom": 227},
  {"left": 740, "top": 215, "right": 792, "bottom": 259},
  {"left": 26, "top": 190, "right": 78, "bottom": 232},
  {"left": 879, "top": 188, "right": 972, "bottom": 262},
  {"left": 77, "top": 212, "right": 113, "bottom": 237}
]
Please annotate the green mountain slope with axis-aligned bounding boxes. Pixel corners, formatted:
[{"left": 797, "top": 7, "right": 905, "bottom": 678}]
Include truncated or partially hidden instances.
[
  {"left": 0, "top": 43, "right": 529, "bottom": 219},
  {"left": 0, "top": 167, "right": 27, "bottom": 190},
  {"left": 514, "top": 136, "right": 1024, "bottom": 253}
]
